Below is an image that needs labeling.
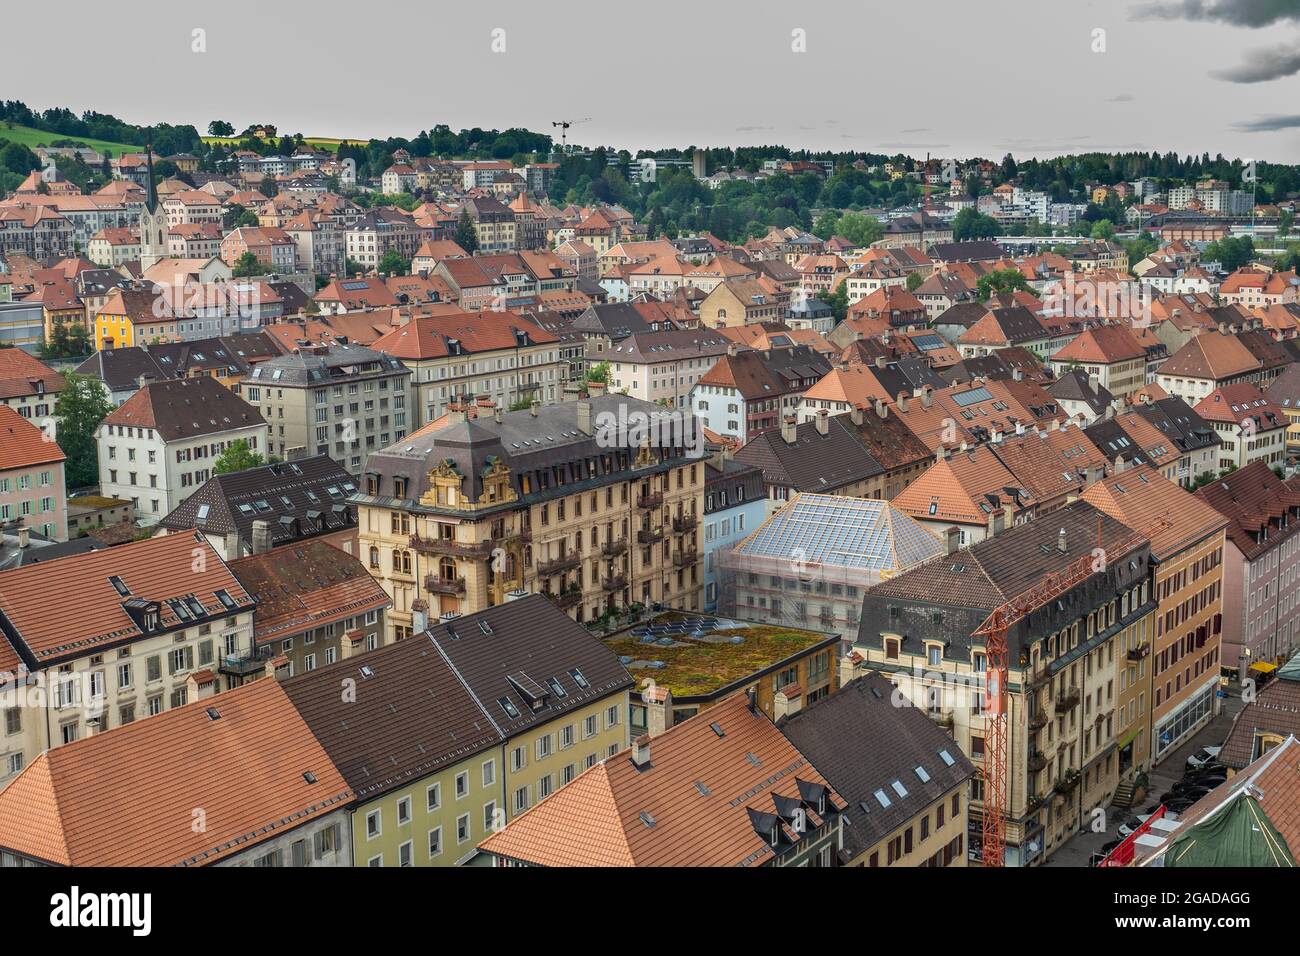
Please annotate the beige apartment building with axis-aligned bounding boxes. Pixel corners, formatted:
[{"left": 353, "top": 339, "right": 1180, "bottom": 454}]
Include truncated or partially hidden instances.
[
  {"left": 369, "top": 310, "right": 566, "bottom": 427},
  {"left": 242, "top": 343, "right": 413, "bottom": 475},
  {"left": 352, "top": 394, "right": 706, "bottom": 642},
  {"left": 855, "top": 502, "right": 1157, "bottom": 866}
]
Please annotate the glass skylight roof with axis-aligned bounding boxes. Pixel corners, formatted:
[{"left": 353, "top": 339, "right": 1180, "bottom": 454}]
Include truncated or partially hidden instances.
[{"left": 734, "top": 494, "right": 944, "bottom": 572}]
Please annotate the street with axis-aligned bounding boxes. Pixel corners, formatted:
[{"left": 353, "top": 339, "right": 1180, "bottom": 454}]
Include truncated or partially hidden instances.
[{"left": 1042, "top": 687, "right": 1244, "bottom": 867}]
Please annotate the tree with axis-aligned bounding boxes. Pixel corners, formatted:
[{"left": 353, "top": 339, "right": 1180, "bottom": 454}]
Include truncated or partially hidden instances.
[
  {"left": 213, "top": 439, "right": 266, "bottom": 475},
  {"left": 584, "top": 361, "right": 610, "bottom": 386},
  {"left": 39, "top": 317, "right": 90, "bottom": 360},
  {"left": 835, "top": 212, "right": 883, "bottom": 247},
  {"left": 232, "top": 252, "right": 262, "bottom": 277},
  {"left": 54, "top": 373, "right": 113, "bottom": 489},
  {"left": 952, "top": 207, "right": 1001, "bottom": 241},
  {"left": 976, "top": 268, "right": 1031, "bottom": 301},
  {"left": 378, "top": 249, "right": 410, "bottom": 277},
  {"left": 455, "top": 209, "right": 479, "bottom": 254},
  {"left": 824, "top": 281, "right": 849, "bottom": 323},
  {"left": 905, "top": 271, "right": 924, "bottom": 293},
  {"left": 207, "top": 120, "right": 235, "bottom": 137}
]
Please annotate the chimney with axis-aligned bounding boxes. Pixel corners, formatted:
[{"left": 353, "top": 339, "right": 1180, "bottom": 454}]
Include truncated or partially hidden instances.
[
  {"left": 988, "top": 507, "right": 1000, "bottom": 538},
  {"left": 272, "top": 655, "right": 292, "bottom": 682},
  {"left": 746, "top": 685, "right": 759, "bottom": 714},
  {"left": 646, "top": 685, "right": 674, "bottom": 737},
  {"left": 874, "top": 398, "right": 888, "bottom": 419},
  {"left": 936, "top": 445, "right": 947, "bottom": 460},
  {"left": 1057, "top": 527, "right": 1068, "bottom": 553},
  {"left": 839, "top": 650, "right": 859, "bottom": 688},
  {"left": 850, "top": 406, "right": 863, "bottom": 426},
  {"left": 814, "top": 408, "right": 829, "bottom": 435},
  {"left": 1012, "top": 367, "right": 1024, "bottom": 382},
  {"left": 530, "top": 400, "right": 540, "bottom": 417},
  {"left": 16, "top": 526, "right": 28, "bottom": 550},
  {"left": 945, "top": 525, "right": 961, "bottom": 555},
  {"left": 338, "top": 628, "right": 365, "bottom": 661},
  {"left": 896, "top": 390, "right": 909, "bottom": 413},
  {"left": 781, "top": 415, "right": 797, "bottom": 444},
  {"left": 773, "top": 688, "right": 802, "bottom": 721},
  {"left": 411, "top": 599, "right": 429, "bottom": 635},
  {"left": 225, "top": 530, "right": 244, "bottom": 558},
  {"left": 922, "top": 386, "right": 933, "bottom": 409},
  {"left": 494, "top": 405, "right": 503, "bottom": 424},
  {"left": 1015, "top": 421, "right": 1025, "bottom": 436},
  {"left": 251, "top": 519, "right": 272, "bottom": 556},
  {"left": 875, "top": 355, "right": 886, "bottom": 368},
  {"left": 727, "top": 343, "right": 738, "bottom": 356},
  {"left": 1002, "top": 501, "right": 1014, "bottom": 528},
  {"left": 631, "top": 733, "right": 652, "bottom": 768},
  {"left": 576, "top": 399, "right": 593, "bottom": 435}
]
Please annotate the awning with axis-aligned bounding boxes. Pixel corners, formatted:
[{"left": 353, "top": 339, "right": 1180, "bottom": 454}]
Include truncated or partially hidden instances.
[
  {"left": 1118, "top": 726, "right": 1141, "bottom": 749},
  {"left": 1249, "top": 661, "right": 1278, "bottom": 674}
]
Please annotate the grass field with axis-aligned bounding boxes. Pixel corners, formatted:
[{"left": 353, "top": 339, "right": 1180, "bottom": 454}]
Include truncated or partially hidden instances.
[
  {"left": 201, "top": 135, "right": 361, "bottom": 153},
  {"left": 0, "top": 123, "right": 137, "bottom": 157}
]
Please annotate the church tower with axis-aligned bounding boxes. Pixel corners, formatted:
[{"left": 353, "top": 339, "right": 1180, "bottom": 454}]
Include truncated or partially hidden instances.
[{"left": 138, "top": 146, "right": 168, "bottom": 271}]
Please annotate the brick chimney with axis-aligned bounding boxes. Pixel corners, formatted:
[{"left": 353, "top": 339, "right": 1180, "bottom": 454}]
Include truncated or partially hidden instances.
[
  {"left": 814, "top": 408, "right": 829, "bottom": 435},
  {"left": 781, "top": 415, "right": 797, "bottom": 444},
  {"left": 645, "top": 684, "right": 674, "bottom": 737},
  {"left": 251, "top": 519, "right": 272, "bottom": 556}
]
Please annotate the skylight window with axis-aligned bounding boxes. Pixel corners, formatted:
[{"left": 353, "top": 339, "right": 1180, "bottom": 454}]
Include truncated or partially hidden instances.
[
  {"left": 498, "top": 696, "right": 521, "bottom": 719},
  {"left": 568, "top": 668, "right": 589, "bottom": 689},
  {"left": 915, "top": 765, "right": 931, "bottom": 783},
  {"left": 874, "top": 789, "right": 892, "bottom": 809},
  {"left": 891, "top": 780, "right": 909, "bottom": 799},
  {"left": 938, "top": 749, "right": 955, "bottom": 767}
]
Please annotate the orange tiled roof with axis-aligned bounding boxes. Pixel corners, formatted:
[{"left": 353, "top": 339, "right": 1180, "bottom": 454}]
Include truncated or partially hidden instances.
[
  {"left": 0, "top": 678, "right": 351, "bottom": 866},
  {"left": 1081, "top": 463, "right": 1227, "bottom": 560},
  {"left": 0, "top": 405, "right": 64, "bottom": 471}
]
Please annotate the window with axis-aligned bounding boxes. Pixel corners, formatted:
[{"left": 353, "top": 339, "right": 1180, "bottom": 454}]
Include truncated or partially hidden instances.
[
  {"left": 398, "top": 841, "right": 413, "bottom": 867},
  {"left": 513, "top": 786, "right": 529, "bottom": 814},
  {"left": 397, "top": 796, "right": 412, "bottom": 825},
  {"left": 455, "top": 771, "right": 468, "bottom": 799},
  {"left": 366, "top": 809, "right": 381, "bottom": 839},
  {"left": 456, "top": 814, "right": 471, "bottom": 844},
  {"left": 583, "top": 714, "right": 598, "bottom": 739},
  {"left": 483, "top": 801, "right": 498, "bottom": 834},
  {"left": 428, "top": 827, "right": 443, "bottom": 858},
  {"left": 482, "top": 759, "right": 495, "bottom": 788},
  {"left": 605, "top": 705, "right": 620, "bottom": 729}
]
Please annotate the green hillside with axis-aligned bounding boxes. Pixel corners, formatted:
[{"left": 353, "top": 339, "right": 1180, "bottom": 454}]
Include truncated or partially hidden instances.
[{"left": 0, "top": 123, "right": 137, "bottom": 157}]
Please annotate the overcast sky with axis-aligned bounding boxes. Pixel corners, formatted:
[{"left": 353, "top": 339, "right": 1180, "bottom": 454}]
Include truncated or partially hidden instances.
[{"left": 4, "top": 0, "right": 1299, "bottom": 161}]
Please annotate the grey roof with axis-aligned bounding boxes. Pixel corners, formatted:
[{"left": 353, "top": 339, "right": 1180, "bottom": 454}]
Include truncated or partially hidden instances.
[
  {"left": 244, "top": 343, "right": 409, "bottom": 387},
  {"left": 735, "top": 415, "right": 885, "bottom": 492},
  {"left": 857, "top": 500, "right": 1152, "bottom": 664},
  {"left": 1050, "top": 368, "right": 1114, "bottom": 417},
  {"left": 779, "top": 673, "right": 975, "bottom": 859},
  {"left": 158, "top": 455, "right": 357, "bottom": 545},
  {"left": 1134, "top": 396, "right": 1220, "bottom": 455},
  {"left": 358, "top": 393, "right": 701, "bottom": 512}
]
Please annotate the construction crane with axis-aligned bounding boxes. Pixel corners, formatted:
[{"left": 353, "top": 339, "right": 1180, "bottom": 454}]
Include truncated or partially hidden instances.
[
  {"left": 551, "top": 118, "right": 591, "bottom": 154},
  {"left": 971, "top": 515, "right": 1170, "bottom": 866}
]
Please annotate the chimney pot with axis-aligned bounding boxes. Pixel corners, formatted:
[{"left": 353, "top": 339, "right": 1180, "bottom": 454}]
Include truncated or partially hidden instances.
[
  {"left": 632, "top": 734, "right": 651, "bottom": 768},
  {"left": 1058, "top": 527, "right": 1068, "bottom": 553}
]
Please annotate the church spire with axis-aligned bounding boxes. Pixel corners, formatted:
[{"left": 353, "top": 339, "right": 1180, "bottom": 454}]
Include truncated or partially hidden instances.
[{"left": 145, "top": 144, "right": 157, "bottom": 213}]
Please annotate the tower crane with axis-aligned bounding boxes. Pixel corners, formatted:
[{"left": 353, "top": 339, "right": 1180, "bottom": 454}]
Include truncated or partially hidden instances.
[
  {"left": 551, "top": 118, "right": 591, "bottom": 154},
  {"left": 971, "top": 515, "right": 1170, "bottom": 866}
]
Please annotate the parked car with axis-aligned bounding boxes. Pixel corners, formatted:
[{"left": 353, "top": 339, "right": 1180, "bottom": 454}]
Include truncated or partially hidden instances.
[
  {"left": 1186, "top": 746, "right": 1223, "bottom": 770},
  {"left": 1117, "top": 814, "right": 1153, "bottom": 838},
  {"left": 1164, "top": 797, "right": 1197, "bottom": 814}
]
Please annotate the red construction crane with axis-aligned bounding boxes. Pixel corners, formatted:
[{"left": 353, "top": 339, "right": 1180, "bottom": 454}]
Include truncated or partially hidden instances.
[{"left": 971, "top": 516, "right": 1168, "bottom": 867}]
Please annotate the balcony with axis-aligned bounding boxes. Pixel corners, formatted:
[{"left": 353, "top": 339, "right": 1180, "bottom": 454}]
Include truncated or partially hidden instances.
[
  {"left": 1027, "top": 749, "right": 1049, "bottom": 774},
  {"left": 637, "top": 527, "right": 664, "bottom": 545},
  {"left": 601, "top": 574, "right": 628, "bottom": 593},
  {"left": 409, "top": 534, "right": 493, "bottom": 559},
  {"left": 545, "top": 588, "right": 583, "bottom": 610},
  {"left": 1024, "top": 794, "right": 1044, "bottom": 816},
  {"left": 218, "top": 644, "right": 274, "bottom": 677},
  {"left": 1127, "top": 643, "right": 1150, "bottom": 662},
  {"left": 929, "top": 710, "right": 954, "bottom": 730},
  {"left": 673, "top": 548, "right": 699, "bottom": 568},
  {"left": 1028, "top": 709, "right": 1048, "bottom": 731},
  {"left": 537, "top": 552, "right": 583, "bottom": 576},
  {"left": 601, "top": 537, "right": 628, "bottom": 557},
  {"left": 672, "top": 514, "right": 698, "bottom": 534},
  {"left": 1054, "top": 687, "right": 1081, "bottom": 715},
  {"left": 637, "top": 491, "right": 663, "bottom": 510},
  {"left": 1054, "top": 769, "right": 1081, "bottom": 795},
  {"left": 424, "top": 574, "right": 466, "bottom": 595}
]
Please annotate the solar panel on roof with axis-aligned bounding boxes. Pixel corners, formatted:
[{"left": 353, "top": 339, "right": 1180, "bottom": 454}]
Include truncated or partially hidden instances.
[{"left": 952, "top": 387, "right": 993, "bottom": 407}]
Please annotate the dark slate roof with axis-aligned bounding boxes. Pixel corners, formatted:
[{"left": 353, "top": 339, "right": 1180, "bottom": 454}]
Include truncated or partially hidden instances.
[
  {"left": 76, "top": 347, "right": 172, "bottom": 392},
  {"left": 426, "top": 594, "right": 634, "bottom": 739},
  {"left": 101, "top": 376, "right": 263, "bottom": 441},
  {"left": 280, "top": 612, "right": 500, "bottom": 800},
  {"left": 571, "top": 302, "right": 676, "bottom": 340},
  {"left": 1050, "top": 368, "right": 1114, "bottom": 417},
  {"left": 704, "top": 458, "right": 764, "bottom": 515},
  {"left": 244, "top": 343, "right": 408, "bottom": 388},
  {"left": 1083, "top": 417, "right": 1148, "bottom": 467},
  {"left": 1134, "top": 396, "right": 1220, "bottom": 455},
  {"left": 734, "top": 415, "right": 885, "bottom": 492},
  {"left": 934, "top": 301, "right": 991, "bottom": 330},
  {"left": 926, "top": 240, "right": 1004, "bottom": 263},
  {"left": 158, "top": 454, "right": 357, "bottom": 546},
  {"left": 358, "top": 393, "right": 699, "bottom": 511},
  {"left": 779, "top": 672, "right": 975, "bottom": 859},
  {"left": 857, "top": 500, "right": 1151, "bottom": 663}
]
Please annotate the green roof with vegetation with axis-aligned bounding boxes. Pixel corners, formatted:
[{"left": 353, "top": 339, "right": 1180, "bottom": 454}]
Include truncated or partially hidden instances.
[{"left": 602, "top": 612, "right": 833, "bottom": 700}]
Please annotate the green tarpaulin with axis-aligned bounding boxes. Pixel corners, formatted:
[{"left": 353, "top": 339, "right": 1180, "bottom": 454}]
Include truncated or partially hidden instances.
[{"left": 1164, "top": 795, "right": 1296, "bottom": 867}]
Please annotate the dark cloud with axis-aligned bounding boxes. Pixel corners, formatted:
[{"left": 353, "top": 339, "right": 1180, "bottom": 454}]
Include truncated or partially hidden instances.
[
  {"left": 1231, "top": 113, "right": 1300, "bottom": 130},
  {"left": 1133, "top": 0, "right": 1300, "bottom": 27},
  {"left": 1212, "top": 42, "right": 1300, "bottom": 81},
  {"left": 1108, "top": 93, "right": 1137, "bottom": 102}
]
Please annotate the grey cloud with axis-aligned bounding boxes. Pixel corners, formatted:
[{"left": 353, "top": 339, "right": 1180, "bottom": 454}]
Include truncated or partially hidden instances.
[
  {"left": 1212, "top": 42, "right": 1300, "bottom": 81},
  {"left": 1108, "top": 94, "right": 1137, "bottom": 102},
  {"left": 1231, "top": 113, "right": 1300, "bottom": 130},
  {"left": 1133, "top": 0, "right": 1300, "bottom": 26}
]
